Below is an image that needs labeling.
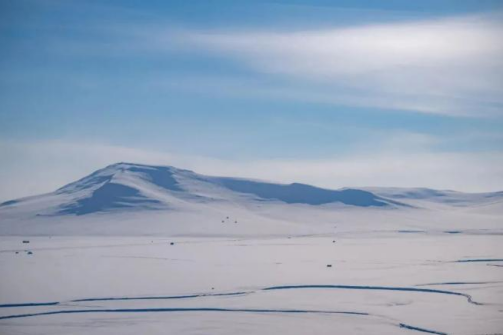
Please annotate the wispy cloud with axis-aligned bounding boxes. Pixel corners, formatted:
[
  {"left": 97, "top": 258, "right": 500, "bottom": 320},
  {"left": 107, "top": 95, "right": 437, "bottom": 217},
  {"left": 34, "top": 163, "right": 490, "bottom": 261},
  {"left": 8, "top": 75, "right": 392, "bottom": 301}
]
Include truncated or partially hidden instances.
[
  {"left": 1, "top": 139, "right": 502, "bottom": 201},
  {"left": 175, "top": 13, "right": 503, "bottom": 116},
  {"left": 13, "top": 5, "right": 502, "bottom": 117}
]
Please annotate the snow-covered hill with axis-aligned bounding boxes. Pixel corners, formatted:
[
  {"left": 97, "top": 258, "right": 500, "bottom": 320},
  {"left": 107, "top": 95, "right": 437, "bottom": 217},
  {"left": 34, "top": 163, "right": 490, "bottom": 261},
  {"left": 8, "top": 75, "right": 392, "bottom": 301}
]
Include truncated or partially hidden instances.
[
  {"left": 364, "top": 187, "right": 503, "bottom": 207},
  {"left": 0, "top": 162, "right": 501, "bottom": 236},
  {"left": 0, "top": 163, "right": 401, "bottom": 216}
]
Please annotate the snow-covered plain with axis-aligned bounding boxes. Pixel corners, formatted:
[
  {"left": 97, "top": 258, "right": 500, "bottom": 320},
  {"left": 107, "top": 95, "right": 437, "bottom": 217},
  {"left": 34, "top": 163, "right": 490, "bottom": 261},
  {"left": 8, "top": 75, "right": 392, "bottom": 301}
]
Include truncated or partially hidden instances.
[{"left": 0, "top": 163, "right": 502, "bottom": 334}]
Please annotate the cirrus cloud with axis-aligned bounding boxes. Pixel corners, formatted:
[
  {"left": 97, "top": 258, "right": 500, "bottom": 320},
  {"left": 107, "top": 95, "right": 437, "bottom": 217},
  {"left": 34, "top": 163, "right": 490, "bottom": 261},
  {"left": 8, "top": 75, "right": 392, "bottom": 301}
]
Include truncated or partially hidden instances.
[{"left": 175, "top": 13, "right": 503, "bottom": 116}]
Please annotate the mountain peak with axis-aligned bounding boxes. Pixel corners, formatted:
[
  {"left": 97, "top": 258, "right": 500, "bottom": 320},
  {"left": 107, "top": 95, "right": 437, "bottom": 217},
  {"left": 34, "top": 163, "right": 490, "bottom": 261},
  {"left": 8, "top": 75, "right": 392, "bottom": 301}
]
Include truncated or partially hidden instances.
[
  {"left": 56, "top": 163, "right": 196, "bottom": 194},
  {"left": 0, "top": 162, "right": 407, "bottom": 218},
  {"left": 103, "top": 162, "right": 192, "bottom": 173},
  {"left": 1, "top": 162, "right": 502, "bottom": 236}
]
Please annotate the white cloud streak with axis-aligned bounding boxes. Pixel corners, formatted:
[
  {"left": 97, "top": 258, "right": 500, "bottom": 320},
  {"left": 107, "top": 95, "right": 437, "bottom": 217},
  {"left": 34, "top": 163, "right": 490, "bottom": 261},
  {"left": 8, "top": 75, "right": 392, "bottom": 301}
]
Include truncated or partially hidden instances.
[
  {"left": 1, "top": 140, "right": 502, "bottom": 201},
  {"left": 176, "top": 13, "right": 503, "bottom": 116}
]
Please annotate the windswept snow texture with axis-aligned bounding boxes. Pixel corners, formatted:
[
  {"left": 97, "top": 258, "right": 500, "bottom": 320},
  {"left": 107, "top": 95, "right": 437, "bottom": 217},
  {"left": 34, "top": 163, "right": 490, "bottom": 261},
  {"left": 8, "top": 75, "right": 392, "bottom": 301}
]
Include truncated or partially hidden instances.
[{"left": 1, "top": 235, "right": 502, "bottom": 335}]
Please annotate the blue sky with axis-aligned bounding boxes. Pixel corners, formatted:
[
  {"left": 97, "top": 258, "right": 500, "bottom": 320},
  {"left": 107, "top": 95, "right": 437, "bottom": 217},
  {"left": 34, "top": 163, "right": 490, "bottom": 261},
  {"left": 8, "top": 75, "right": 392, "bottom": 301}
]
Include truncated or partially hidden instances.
[{"left": 1, "top": 0, "right": 503, "bottom": 200}]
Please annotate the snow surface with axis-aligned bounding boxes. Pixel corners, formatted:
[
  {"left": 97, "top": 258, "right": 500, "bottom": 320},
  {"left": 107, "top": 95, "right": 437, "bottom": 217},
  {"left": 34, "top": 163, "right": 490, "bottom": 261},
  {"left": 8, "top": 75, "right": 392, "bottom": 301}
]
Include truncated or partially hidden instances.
[
  {"left": 0, "top": 163, "right": 502, "bottom": 334},
  {"left": 1, "top": 234, "right": 502, "bottom": 335}
]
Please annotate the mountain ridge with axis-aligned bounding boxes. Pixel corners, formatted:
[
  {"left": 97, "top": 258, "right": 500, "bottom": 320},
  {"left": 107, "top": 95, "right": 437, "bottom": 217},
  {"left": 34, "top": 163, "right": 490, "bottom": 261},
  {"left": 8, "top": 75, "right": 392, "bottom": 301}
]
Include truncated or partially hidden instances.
[
  {"left": 1, "top": 162, "right": 502, "bottom": 218},
  {"left": 0, "top": 162, "right": 401, "bottom": 216},
  {"left": 1, "top": 162, "right": 502, "bottom": 237}
]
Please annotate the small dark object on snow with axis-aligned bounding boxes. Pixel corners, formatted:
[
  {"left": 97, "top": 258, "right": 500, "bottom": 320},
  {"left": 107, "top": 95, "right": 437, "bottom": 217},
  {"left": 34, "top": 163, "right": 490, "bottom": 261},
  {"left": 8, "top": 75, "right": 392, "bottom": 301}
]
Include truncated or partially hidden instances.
[
  {"left": 170, "top": 242, "right": 174, "bottom": 246},
  {"left": 211, "top": 287, "right": 215, "bottom": 290},
  {"left": 332, "top": 240, "right": 335, "bottom": 243},
  {"left": 226, "top": 217, "right": 229, "bottom": 219},
  {"left": 27, "top": 251, "right": 33, "bottom": 255},
  {"left": 15, "top": 251, "right": 19, "bottom": 254},
  {"left": 222, "top": 220, "right": 224, "bottom": 223},
  {"left": 22, "top": 240, "right": 30, "bottom": 244},
  {"left": 235, "top": 221, "right": 237, "bottom": 223},
  {"left": 326, "top": 264, "right": 332, "bottom": 268}
]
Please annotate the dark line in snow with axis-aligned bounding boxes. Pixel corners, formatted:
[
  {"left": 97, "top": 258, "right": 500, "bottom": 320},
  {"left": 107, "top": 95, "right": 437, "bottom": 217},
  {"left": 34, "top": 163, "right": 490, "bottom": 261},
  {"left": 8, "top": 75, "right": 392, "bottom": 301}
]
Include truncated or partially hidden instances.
[
  {"left": 455, "top": 259, "right": 503, "bottom": 263},
  {"left": 0, "top": 307, "right": 369, "bottom": 320},
  {"left": 416, "top": 281, "right": 501, "bottom": 287},
  {"left": 0, "top": 306, "right": 450, "bottom": 335},
  {"left": 0, "top": 292, "right": 248, "bottom": 309},
  {"left": 0, "top": 302, "right": 59, "bottom": 308},
  {"left": 72, "top": 292, "right": 248, "bottom": 303},
  {"left": 263, "top": 285, "right": 482, "bottom": 305},
  {"left": 0, "top": 283, "right": 483, "bottom": 309},
  {"left": 399, "top": 323, "right": 448, "bottom": 335}
]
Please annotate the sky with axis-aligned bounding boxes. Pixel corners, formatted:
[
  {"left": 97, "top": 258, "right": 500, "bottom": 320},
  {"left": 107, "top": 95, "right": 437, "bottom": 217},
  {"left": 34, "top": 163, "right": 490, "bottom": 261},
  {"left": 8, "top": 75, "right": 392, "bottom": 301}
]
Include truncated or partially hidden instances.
[{"left": 1, "top": 0, "right": 503, "bottom": 201}]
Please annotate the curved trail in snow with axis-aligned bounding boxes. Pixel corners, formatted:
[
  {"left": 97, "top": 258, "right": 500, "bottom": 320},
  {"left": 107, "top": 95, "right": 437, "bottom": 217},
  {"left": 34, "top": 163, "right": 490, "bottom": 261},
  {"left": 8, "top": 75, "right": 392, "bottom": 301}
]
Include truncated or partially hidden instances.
[
  {"left": 1, "top": 283, "right": 482, "bottom": 334},
  {"left": 0, "top": 307, "right": 369, "bottom": 320},
  {"left": 0, "top": 285, "right": 463, "bottom": 335},
  {"left": 72, "top": 291, "right": 248, "bottom": 303},
  {"left": 0, "top": 307, "right": 449, "bottom": 334},
  {"left": 262, "top": 284, "right": 483, "bottom": 306},
  {"left": 0, "top": 283, "right": 483, "bottom": 309}
]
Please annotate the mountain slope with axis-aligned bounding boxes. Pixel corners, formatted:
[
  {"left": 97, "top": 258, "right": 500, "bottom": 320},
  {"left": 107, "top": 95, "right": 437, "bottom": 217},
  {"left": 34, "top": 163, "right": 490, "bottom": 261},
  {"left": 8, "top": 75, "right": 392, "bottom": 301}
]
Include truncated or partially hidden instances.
[
  {"left": 0, "top": 163, "right": 502, "bottom": 236},
  {"left": 364, "top": 187, "right": 503, "bottom": 207},
  {"left": 0, "top": 163, "right": 400, "bottom": 217}
]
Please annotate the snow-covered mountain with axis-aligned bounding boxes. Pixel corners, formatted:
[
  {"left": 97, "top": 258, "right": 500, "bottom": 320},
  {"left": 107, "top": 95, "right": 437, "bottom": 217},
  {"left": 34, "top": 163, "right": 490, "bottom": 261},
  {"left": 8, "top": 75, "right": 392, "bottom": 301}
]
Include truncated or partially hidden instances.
[
  {"left": 0, "top": 163, "right": 401, "bottom": 216},
  {"left": 0, "top": 162, "right": 501, "bottom": 236}
]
